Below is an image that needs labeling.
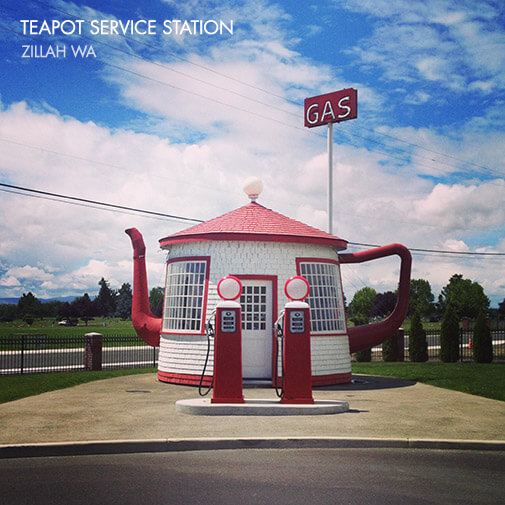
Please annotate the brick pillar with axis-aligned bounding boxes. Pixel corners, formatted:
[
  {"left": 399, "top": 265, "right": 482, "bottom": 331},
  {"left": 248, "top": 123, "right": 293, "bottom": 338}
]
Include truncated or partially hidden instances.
[{"left": 84, "top": 332, "right": 102, "bottom": 371}]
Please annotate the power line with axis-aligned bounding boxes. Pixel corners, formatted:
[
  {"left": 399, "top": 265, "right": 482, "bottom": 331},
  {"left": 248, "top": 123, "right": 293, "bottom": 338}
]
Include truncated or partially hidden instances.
[
  {"left": 2, "top": 1, "right": 503, "bottom": 180},
  {"left": 348, "top": 242, "right": 505, "bottom": 257},
  {"left": 2, "top": 181, "right": 504, "bottom": 257},
  {"left": 0, "top": 182, "right": 204, "bottom": 223}
]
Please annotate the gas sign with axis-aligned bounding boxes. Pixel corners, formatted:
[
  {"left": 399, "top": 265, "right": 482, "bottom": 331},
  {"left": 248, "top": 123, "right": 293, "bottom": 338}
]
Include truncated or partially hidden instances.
[{"left": 304, "top": 88, "right": 357, "bottom": 128}]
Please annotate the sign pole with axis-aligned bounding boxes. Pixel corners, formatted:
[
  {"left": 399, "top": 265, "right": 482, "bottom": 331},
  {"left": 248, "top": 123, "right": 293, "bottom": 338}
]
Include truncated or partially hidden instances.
[
  {"left": 303, "top": 87, "right": 357, "bottom": 236},
  {"left": 328, "top": 122, "right": 333, "bottom": 235}
]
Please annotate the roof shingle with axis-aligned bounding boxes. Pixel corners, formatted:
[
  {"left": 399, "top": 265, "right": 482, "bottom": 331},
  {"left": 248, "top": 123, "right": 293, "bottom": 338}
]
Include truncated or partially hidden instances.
[{"left": 159, "top": 202, "right": 347, "bottom": 250}]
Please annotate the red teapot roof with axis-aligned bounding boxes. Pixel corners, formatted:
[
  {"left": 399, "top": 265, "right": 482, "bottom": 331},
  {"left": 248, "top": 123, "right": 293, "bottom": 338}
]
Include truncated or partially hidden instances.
[{"left": 159, "top": 202, "right": 348, "bottom": 250}]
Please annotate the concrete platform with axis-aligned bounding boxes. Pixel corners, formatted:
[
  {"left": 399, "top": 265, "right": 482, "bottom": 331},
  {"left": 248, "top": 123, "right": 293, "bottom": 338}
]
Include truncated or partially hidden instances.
[{"left": 175, "top": 398, "right": 350, "bottom": 415}]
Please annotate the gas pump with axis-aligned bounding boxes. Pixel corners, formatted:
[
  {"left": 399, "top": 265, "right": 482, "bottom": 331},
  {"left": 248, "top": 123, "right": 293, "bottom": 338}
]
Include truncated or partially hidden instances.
[
  {"left": 280, "top": 276, "right": 314, "bottom": 404},
  {"left": 211, "top": 276, "right": 244, "bottom": 404}
]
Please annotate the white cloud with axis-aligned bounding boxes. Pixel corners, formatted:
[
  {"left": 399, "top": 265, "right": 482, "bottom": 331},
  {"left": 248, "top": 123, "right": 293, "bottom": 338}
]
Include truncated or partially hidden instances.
[
  {"left": 442, "top": 239, "right": 470, "bottom": 252},
  {"left": 0, "top": 276, "right": 21, "bottom": 288},
  {"left": 414, "top": 181, "right": 505, "bottom": 231},
  {"left": 1, "top": 0, "right": 504, "bottom": 309},
  {"left": 337, "top": 0, "right": 505, "bottom": 94}
]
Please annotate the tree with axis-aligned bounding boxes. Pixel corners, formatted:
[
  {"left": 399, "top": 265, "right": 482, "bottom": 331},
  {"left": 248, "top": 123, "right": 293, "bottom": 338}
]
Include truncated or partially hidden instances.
[
  {"left": 17, "top": 292, "right": 43, "bottom": 318},
  {"left": 41, "top": 300, "right": 64, "bottom": 318},
  {"left": 355, "top": 348, "right": 372, "bottom": 362},
  {"left": 498, "top": 298, "right": 505, "bottom": 319},
  {"left": 0, "top": 303, "right": 17, "bottom": 322},
  {"left": 408, "top": 311, "right": 428, "bottom": 362},
  {"left": 95, "top": 278, "right": 117, "bottom": 317},
  {"left": 70, "top": 293, "right": 95, "bottom": 324},
  {"left": 58, "top": 301, "right": 71, "bottom": 319},
  {"left": 149, "top": 287, "right": 164, "bottom": 318},
  {"left": 370, "top": 291, "right": 397, "bottom": 319},
  {"left": 472, "top": 311, "right": 493, "bottom": 363},
  {"left": 382, "top": 329, "right": 403, "bottom": 362},
  {"left": 348, "top": 287, "right": 377, "bottom": 324},
  {"left": 409, "top": 279, "right": 435, "bottom": 318},
  {"left": 438, "top": 274, "right": 489, "bottom": 318},
  {"left": 440, "top": 303, "right": 460, "bottom": 362},
  {"left": 115, "top": 283, "right": 132, "bottom": 320}
]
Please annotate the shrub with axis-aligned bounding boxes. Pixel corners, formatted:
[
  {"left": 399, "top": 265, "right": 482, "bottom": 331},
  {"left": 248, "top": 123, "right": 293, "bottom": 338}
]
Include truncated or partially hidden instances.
[
  {"left": 473, "top": 311, "right": 493, "bottom": 363},
  {"left": 381, "top": 337, "right": 396, "bottom": 362},
  {"left": 440, "top": 303, "right": 460, "bottom": 362},
  {"left": 409, "top": 312, "right": 428, "bottom": 362},
  {"left": 382, "top": 329, "right": 404, "bottom": 362},
  {"left": 355, "top": 348, "right": 372, "bottom": 362}
]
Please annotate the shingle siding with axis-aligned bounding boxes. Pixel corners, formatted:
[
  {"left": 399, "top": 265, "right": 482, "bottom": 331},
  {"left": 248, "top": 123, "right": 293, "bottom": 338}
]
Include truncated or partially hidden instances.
[{"left": 158, "top": 240, "right": 351, "bottom": 384}]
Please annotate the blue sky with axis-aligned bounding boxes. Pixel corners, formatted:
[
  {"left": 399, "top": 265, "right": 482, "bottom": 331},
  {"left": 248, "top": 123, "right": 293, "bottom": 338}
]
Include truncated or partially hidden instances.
[{"left": 0, "top": 0, "right": 504, "bottom": 306}]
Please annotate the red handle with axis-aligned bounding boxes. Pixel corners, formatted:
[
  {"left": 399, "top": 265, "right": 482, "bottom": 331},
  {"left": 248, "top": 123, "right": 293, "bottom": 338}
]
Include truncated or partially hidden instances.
[{"left": 339, "top": 244, "right": 411, "bottom": 353}]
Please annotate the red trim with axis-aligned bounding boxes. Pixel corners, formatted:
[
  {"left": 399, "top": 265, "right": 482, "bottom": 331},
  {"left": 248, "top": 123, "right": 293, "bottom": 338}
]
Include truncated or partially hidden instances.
[
  {"left": 312, "top": 372, "right": 352, "bottom": 386},
  {"left": 158, "top": 370, "right": 352, "bottom": 386},
  {"left": 162, "top": 256, "right": 211, "bottom": 335},
  {"left": 158, "top": 370, "right": 212, "bottom": 386},
  {"left": 161, "top": 232, "right": 347, "bottom": 249},
  {"left": 295, "top": 256, "right": 339, "bottom": 271},
  {"left": 275, "top": 372, "right": 352, "bottom": 387}
]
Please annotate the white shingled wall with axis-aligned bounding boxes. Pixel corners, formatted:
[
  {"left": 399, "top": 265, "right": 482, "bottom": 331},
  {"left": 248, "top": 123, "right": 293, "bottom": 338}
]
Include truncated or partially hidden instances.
[{"left": 158, "top": 240, "right": 351, "bottom": 381}]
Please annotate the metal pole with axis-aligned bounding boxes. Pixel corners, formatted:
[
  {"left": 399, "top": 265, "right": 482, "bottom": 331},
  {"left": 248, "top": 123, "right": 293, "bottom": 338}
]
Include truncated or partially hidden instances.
[{"left": 328, "top": 122, "right": 333, "bottom": 235}]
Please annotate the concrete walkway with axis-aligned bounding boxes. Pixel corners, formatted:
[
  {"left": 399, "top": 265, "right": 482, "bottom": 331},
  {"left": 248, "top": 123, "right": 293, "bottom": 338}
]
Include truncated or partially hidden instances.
[{"left": 1, "top": 373, "right": 504, "bottom": 456}]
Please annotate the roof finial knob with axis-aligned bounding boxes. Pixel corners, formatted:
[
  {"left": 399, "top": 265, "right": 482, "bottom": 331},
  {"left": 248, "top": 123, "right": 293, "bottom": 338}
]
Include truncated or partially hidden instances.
[{"left": 243, "top": 176, "right": 263, "bottom": 202}]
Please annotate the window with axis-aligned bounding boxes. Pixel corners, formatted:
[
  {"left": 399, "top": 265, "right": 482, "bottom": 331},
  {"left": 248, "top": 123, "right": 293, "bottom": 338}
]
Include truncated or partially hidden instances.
[
  {"left": 240, "top": 284, "right": 267, "bottom": 331},
  {"left": 163, "top": 258, "right": 209, "bottom": 333},
  {"left": 298, "top": 260, "right": 346, "bottom": 333}
]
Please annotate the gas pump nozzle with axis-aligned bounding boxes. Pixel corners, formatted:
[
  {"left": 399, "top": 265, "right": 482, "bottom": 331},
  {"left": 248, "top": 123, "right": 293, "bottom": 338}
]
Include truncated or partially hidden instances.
[
  {"left": 274, "top": 311, "right": 285, "bottom": 397},
  {"left": 199, "top": 311, "right": 216, "bottom": 397}
]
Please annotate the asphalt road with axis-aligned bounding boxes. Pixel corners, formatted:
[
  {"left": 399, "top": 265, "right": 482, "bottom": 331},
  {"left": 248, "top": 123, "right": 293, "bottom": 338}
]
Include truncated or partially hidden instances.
[{"left": 2, "top": 448, "right": 504, "bottom": 505}]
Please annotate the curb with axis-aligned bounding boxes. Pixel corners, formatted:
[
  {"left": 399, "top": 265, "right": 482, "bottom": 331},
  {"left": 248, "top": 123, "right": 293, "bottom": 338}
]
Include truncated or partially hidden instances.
[
  {"left": 1, "top": 437, "right": 505, "bottom": 458},
  {"left": 175, "top": 398, "right": 350, "bottom": 415}
]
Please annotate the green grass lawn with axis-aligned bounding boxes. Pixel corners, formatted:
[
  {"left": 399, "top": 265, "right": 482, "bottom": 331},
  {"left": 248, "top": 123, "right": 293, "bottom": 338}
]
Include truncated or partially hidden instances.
[
  {"left": 1, "top": 362, "right": 503, "bottom": 405},
  {"left": 0, "top": 368, "right": 156, "bottom": 404},
  {"left": 352, "top": 362, "right": 505, "bottom": 402},
  {"left": 0, "top": 318, "right": 136, "bottom": 337}
]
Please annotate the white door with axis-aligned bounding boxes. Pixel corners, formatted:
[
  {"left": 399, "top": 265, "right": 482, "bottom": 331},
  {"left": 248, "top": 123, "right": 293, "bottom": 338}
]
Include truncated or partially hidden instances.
[{"left": 239, "top": 280, "right": 273, "bottom": 379}]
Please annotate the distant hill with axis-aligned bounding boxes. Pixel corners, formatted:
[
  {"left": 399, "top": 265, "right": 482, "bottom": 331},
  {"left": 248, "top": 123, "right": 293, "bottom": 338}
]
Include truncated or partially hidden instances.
[
  {"left": 0, "top": 296, "right": 80, "bottom": 305},
  {"left": 0, "top": 298, "right": 19, "bottom": 305}
]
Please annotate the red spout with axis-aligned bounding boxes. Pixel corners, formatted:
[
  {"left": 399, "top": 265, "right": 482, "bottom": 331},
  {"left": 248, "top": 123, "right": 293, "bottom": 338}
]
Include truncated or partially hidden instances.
[
  {"left": 125, "top": 228, "right": 161, "bottom": 347},
  {"left": 339, "top": 244, "right": 411, "bottom": 353}
]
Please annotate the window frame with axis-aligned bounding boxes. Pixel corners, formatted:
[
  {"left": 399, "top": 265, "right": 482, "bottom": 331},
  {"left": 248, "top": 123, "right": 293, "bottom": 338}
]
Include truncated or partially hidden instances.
[
  {"left": 161, "top": 256, "right": 210, "bottom": 335},
  {"left": 296, "top": 257, "right": 347, "bottom": 335}
]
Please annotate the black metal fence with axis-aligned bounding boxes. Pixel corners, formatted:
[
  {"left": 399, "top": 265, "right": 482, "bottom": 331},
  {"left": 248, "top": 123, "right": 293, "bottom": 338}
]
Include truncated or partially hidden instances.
[
  {"left": 2, "top": 328, "right": 503, "bottom": 375},
  {"left": 0, "top": 334, "right": 158, "bottom": 375},
  {"left": 370, "top": 328, "right": 505, "bottom": 362}
]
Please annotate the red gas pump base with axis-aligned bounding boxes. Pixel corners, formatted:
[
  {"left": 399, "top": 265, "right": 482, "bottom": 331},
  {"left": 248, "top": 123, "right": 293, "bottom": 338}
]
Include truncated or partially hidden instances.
[{"left": 211, "top": 396, "right": 244, "bottom": 404}]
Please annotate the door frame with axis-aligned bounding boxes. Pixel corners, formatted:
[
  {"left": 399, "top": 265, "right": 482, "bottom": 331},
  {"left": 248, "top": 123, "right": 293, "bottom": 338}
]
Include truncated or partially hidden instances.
[{"left": 234, "top": 274, "right": 278, "bottom": 382}]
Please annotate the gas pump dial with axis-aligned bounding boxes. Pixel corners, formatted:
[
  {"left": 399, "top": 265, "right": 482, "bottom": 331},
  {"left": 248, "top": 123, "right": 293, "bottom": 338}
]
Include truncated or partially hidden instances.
[
  {"left": 221, "top": 310, "right": 237, "bottom": 333},
  {"left": 289, "top": 310, "right": 305, "bottom": 333}
]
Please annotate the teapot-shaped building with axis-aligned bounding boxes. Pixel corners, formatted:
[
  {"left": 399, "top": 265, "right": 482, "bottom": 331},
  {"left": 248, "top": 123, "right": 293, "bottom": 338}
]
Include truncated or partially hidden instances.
[{"left": 126, "top": 183, "right": 411, "bottom": 386}]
